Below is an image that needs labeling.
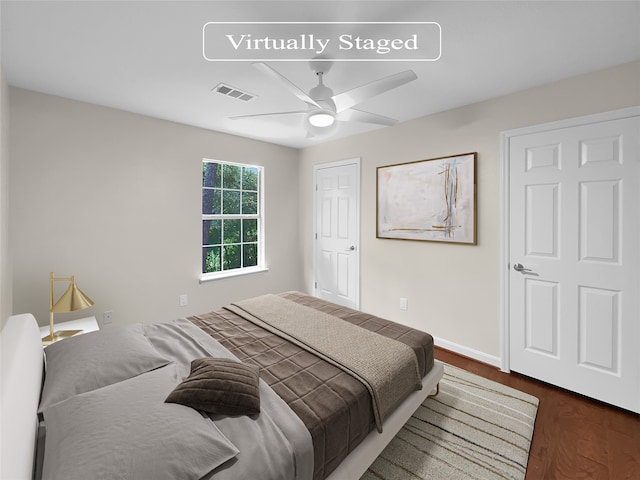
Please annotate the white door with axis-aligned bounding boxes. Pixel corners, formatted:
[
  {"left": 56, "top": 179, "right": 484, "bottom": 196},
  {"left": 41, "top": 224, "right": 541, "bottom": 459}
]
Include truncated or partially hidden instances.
[
  {"left": 314, "top": 160, "right": 360, "bottom": 309},
  {"left": 507, "top": 111, "right": 639, "bottom": 413}
]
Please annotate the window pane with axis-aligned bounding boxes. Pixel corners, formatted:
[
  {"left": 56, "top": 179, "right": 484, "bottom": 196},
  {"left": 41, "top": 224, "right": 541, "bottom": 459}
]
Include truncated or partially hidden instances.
[
  {"left": 223, "top": 219, "right": 241, "bottom": 244},
  {"left": 202, "top": 220, "right": 221, "bottom": 245},
  {"left": 243, "top": 243, "right": 258, "bottom": 267},
  {"left": 202, "top": 188, "right": 221, "bottom": 214},
  {"left": 203, "top": 246, "right": 221, "bottom": 273},
  {"left": 202, "top": 160, "right": 262, "bottom": 277},
  {"left": 243, "top": 219, "right": 258, "bottom": 243},
  {"left": 223, "top": 244, "right": 241, "bottom": 270},
  {"left": 223, "top": 164, "right": 241, "bottom": 189},
  {"left": 242, "top": 191, "right": 258, "bottom": 215},
  {"left": 222, "top": 190, "right": 241, "bottom": 214},
  {"left": 243, "top": 167, "right": 259, "bottom": 191},
  {"left": 203, "top": 162, "right": 221, "bottom": 188}
]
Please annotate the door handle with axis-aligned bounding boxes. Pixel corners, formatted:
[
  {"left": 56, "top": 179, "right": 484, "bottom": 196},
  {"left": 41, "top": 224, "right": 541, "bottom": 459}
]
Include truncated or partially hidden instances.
[
  {"left": 513, "top": 263, "right": 532, "bottom": 273},
  {"left": 346, "top": 245, "right": 356, "bottom": 251}
]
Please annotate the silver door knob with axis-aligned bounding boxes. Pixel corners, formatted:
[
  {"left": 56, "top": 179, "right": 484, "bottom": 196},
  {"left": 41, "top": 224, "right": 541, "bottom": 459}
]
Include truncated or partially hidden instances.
[
  {"left": 346, "top": 245, "right": 356, "bottom": 251},
  {"left": 513, "top": 263, "right": 532, "bottom": 273}
]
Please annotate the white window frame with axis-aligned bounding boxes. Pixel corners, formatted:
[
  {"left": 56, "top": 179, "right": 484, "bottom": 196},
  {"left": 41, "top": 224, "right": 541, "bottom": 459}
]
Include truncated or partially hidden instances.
[{"left": 200, "top": 158, "right": 267, "bottom": 282}]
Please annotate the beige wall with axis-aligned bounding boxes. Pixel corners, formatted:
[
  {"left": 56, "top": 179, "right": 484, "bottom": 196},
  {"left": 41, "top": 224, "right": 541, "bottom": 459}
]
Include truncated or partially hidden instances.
[
  {"left": 0, "top": 68, "right": 10, "bottom": 327},
  {"left": 9, "top": 89, "right": 302, "bottom": 327},
  {"left": 7, "top": 61, "right": 640, "bottom": 362},
  {"left": 298, "top": 61, "right": 640, "bottom": 361}
]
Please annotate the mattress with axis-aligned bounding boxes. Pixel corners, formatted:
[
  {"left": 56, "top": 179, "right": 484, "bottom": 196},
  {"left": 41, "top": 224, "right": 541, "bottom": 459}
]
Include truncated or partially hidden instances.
[{"left": 188, "top": 291, "right": 435, "bottom": 480}]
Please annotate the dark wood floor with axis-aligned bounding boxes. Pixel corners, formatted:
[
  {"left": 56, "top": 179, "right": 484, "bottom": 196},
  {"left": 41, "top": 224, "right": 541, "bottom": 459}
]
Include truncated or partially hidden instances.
[{"left": 434, "top": 347, "right": 640, "bottom": 480}]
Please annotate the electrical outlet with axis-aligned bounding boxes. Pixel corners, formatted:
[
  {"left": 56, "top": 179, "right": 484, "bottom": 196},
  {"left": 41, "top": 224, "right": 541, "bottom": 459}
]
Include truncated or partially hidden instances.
[
  {"left": 399, "top": 298, "right": 408, "bottom": 311},
  {"left": 179, "top": 294, "right": 188, "bottom": 307},
  {"left": 103, "top": 311, "right": 113, "bottom": 325}
]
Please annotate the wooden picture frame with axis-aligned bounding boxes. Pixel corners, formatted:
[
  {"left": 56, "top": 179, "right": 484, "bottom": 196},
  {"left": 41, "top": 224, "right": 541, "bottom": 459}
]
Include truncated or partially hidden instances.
[{"left": 377, "top": 152, "right": 477, "bottom": 244}]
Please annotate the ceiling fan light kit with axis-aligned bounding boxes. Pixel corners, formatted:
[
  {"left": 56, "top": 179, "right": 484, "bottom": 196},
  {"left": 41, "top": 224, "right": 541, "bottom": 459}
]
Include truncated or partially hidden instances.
[
  {"left": 308, "top": 110, "right": 335, "bottom": 127},
  {"left": 229, "top": 61, "right": 417, "bottom": 139}
]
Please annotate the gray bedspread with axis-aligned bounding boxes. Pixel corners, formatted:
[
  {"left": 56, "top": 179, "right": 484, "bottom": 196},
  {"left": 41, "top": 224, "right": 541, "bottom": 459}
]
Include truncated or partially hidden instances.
[{"left": 144, "top": 318, "right": 313, "bottom": 480}]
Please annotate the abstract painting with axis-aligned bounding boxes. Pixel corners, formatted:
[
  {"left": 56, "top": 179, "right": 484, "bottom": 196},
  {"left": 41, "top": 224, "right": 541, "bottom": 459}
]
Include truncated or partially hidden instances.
[{"left": 377, "top": 152, "right": 477, "bottom": 244}]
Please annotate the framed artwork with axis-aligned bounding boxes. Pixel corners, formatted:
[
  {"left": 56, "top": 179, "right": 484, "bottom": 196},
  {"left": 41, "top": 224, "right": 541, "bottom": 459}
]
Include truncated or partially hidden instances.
[{"left": 377, "top": 152, "right": 477, "bottom": 244}]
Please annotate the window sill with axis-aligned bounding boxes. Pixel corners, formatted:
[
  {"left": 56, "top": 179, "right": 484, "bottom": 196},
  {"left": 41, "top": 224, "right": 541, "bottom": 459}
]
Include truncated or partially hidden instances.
[{"left": 199, "top": 266, "right": 269, "bottom": 284}]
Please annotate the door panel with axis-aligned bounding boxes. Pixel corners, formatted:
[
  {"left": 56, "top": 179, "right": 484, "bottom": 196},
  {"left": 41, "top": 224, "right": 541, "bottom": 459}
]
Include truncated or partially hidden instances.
[
  {"left": 579, "top": 180, "right": 619, "bottom": 262},
  {"left": 525, "top": 278, "right": 558, "bottom": 357},
  {"left": 578, "top": 286, "right": 619, "bottom": 373},
  {"left": 314, "top": 161, "right": 360, "bottom": 309},
  {"left": 525, "top": 183, "right": 559, "bottom": 257},
  {"left": 509, "top": 114, "right": 639, "bottom": 413}
]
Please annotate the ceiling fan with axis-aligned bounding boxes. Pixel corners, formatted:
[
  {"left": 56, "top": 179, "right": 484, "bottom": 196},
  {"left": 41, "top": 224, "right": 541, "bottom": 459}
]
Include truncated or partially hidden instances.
[{"left": 230, "top": 61, "right": 417, "bottom": 136}]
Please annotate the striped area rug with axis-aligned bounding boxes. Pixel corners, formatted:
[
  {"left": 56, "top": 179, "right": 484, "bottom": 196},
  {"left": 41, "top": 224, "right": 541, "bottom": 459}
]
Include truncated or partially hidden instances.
[{"left": 361, "top": 364, "right": 539, "bottom": 480}]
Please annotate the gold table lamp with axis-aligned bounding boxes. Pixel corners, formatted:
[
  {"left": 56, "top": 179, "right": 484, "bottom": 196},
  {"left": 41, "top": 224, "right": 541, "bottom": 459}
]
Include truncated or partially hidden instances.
[{"left": 43, "top": 272, "right": 94, "bottom": 344}]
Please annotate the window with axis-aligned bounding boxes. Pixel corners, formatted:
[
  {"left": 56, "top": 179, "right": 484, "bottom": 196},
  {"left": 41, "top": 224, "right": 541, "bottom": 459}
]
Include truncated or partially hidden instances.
[{"left": 202, "top": 159, "right": 264, "bottom": 279}]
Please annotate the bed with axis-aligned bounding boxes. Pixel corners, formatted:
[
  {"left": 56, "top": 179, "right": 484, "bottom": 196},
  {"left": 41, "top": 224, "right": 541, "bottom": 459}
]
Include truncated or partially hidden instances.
[{"left": 0, "top": 291, "right": 444, "bottom": 480}]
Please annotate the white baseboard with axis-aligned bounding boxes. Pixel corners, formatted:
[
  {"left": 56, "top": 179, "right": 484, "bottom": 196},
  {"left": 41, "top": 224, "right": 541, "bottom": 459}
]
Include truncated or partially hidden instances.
[{"left": 433, "top": 336, "right": 502, "bottom": 368}]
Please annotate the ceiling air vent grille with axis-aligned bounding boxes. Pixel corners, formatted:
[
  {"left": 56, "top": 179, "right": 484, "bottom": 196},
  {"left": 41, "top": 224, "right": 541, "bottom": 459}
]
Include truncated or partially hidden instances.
[{"left": 213, "top": 83, "right": 256, "bottom": 102}]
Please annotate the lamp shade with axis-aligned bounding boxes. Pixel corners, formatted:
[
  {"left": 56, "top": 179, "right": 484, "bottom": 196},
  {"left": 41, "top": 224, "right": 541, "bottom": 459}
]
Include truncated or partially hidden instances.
[{"left": 50, "top": 278, "right": 94, "bottom": 313}]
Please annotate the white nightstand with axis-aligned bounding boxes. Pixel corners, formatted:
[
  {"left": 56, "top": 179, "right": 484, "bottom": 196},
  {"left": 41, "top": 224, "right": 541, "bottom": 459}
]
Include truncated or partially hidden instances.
[{"left": 40, "top": 316, "right": 100, "bottom": 346}]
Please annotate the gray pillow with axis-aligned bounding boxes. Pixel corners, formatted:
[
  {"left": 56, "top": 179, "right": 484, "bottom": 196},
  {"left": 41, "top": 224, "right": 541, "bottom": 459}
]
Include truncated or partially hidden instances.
[
  {"left": 39, "top": 323, "right": 170, "bottom": 412},
  {"left": 166, "top": 357, "right": 260, "bottom": 415},
  {"left": 41, "top": 365, "right": 239, "bottom": 480}
]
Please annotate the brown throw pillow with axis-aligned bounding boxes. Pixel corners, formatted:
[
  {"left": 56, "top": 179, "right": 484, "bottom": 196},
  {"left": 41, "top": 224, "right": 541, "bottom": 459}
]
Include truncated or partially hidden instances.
[{"left": 165, "top": 357, "right": 260, "bottom": 415}]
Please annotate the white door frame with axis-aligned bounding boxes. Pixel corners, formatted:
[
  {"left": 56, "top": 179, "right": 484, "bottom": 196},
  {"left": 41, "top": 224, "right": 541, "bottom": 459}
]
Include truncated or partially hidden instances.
[
  {"left": 313, "top": 157, "right": 361, "bottom": 310},
  {"left": 499, "top": 106, "right": 640, "bottom": 373}
]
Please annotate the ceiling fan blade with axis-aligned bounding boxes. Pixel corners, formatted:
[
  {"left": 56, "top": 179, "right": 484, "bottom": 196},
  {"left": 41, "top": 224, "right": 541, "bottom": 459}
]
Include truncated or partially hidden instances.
[
  {"left": 332, "top": 70, "right": 417, "bottom": 113},
  {"left": 253, "top": 62, "right": 322, "bottom": 108},
  {"left": 229, "top": 110, "right": 308, "bottom": 121},
  {"left": 336, "top": 109, "right": 398, "bottom": 126}
]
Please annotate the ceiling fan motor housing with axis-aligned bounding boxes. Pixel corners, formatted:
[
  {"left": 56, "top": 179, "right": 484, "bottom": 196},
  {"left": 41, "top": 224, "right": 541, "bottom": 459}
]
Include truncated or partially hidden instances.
[{"left": 309, "top": 72, "right": 336, "bottom": 112}]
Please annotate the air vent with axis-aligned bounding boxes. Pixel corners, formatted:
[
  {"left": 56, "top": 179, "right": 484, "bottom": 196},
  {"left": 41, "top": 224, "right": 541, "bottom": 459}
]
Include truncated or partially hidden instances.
[{"left": 212, "top": 83, "right": 256, "bottom": 102}]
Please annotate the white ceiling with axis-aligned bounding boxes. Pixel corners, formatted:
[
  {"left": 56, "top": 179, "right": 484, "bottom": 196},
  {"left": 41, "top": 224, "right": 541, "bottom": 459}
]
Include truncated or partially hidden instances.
[{"left": 2, "top": 1, "right": 639, "bottom": 149}]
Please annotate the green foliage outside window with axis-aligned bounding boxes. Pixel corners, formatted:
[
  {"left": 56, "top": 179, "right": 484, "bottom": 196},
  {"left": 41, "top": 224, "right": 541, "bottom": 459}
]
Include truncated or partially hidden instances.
[{"left": 202, "top": 161, "right": 261, "bottom": 275}]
